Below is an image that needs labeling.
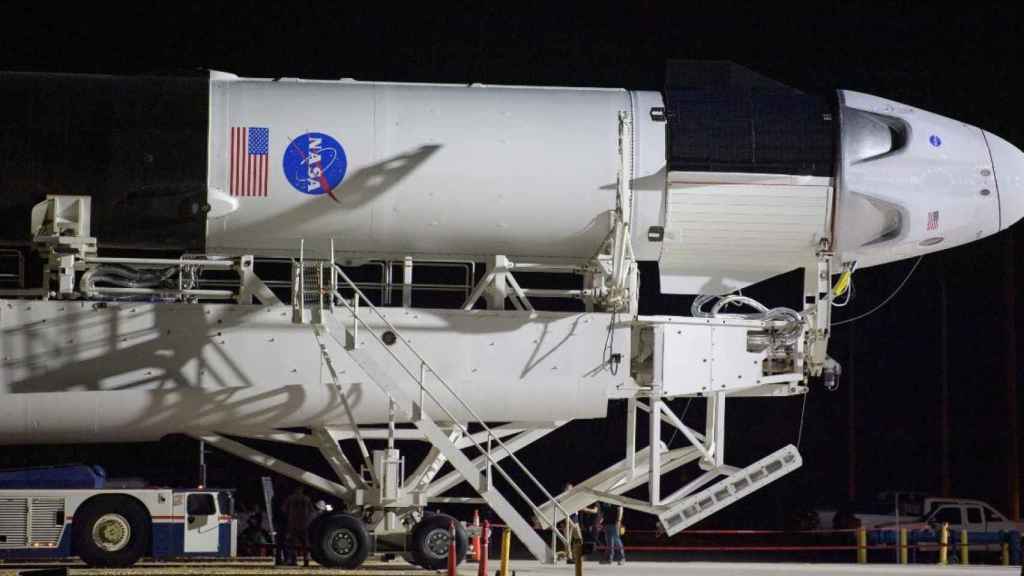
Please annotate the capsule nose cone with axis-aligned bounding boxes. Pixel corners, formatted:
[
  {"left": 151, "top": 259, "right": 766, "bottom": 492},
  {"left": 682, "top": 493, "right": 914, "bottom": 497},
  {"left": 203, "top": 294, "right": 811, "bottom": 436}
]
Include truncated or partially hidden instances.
[{"left": 985, "top": 131, "right": 1024, "bottom": 230}]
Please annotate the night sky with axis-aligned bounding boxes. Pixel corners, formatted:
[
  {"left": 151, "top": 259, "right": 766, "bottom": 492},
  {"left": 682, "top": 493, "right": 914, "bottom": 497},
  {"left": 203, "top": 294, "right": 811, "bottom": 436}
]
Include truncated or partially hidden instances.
[{"left": 1, "top": 3, "right": 1023, "bottom": 528}]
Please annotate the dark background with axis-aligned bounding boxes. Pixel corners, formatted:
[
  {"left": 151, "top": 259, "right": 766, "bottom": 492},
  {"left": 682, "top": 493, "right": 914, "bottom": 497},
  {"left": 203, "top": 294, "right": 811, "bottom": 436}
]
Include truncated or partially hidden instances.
[{"left": 1, "top": 3, "right": 1022, "bottom": 528}]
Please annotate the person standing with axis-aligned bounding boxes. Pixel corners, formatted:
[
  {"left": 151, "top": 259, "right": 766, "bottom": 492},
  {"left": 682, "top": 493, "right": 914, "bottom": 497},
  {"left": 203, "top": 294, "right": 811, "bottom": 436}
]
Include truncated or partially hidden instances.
[
  {"left": 558, "top": 483, "right": 598, "bottom": 563},
  {"left": 599, "top": 501, "right": 625, "bottom": 565},
  {"left": 239, "top": 512, "right": 271, "bottom": 556},
  {"left": 283, "top": 485, "right": 316, "bottom": 566},
  {"left": 272, "top": 492, "right": 290, "bottom": 566}
]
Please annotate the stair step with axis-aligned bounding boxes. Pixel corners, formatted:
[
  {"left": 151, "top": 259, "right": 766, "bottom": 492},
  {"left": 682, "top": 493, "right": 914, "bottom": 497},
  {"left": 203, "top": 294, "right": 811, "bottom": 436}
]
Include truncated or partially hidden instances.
[{"left": 658, "top": 444, "right": 802, "bottom": 536}]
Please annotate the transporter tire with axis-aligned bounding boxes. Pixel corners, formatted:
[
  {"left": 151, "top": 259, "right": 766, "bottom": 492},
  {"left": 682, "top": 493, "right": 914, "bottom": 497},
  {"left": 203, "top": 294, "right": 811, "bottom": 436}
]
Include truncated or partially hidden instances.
[
  {"left": 306, "top": 513, "right": 331, "bottom": 566},
  {"left": 72, "top": 495, "right": 150, "bottom": 567},
  {"left": 311, "top": 513, "right": 370, "bottom": 568},
  {"left": 409, "top": 513, "right": 467, "bottom": 570}
]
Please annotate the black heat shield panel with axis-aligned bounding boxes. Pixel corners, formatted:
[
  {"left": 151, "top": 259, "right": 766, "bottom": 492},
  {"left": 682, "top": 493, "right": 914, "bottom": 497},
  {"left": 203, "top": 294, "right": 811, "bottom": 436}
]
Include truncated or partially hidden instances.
[
  {"left": 0, "top": 72, "right": 208, "bottom": 250},
  {"left": 665, "top": 61, "right": 835, "bottom": 177}
]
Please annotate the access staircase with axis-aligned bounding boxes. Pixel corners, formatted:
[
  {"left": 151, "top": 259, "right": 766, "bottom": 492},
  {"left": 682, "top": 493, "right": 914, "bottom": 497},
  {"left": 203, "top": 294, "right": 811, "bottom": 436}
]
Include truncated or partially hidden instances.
[{"left": 293, "top": 256, "right": 576, "bottom": 562}]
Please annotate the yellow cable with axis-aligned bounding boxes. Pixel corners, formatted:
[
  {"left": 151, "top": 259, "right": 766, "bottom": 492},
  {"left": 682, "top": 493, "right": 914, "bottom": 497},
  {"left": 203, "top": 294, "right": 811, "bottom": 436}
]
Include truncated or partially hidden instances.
[{"left": 832, "top": 271, "right": 852, "bottom": 297}]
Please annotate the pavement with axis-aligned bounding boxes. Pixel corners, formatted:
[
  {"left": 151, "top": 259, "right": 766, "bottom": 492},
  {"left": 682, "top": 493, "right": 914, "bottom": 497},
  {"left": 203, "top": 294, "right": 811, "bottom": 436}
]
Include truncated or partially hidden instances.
[
  {"left": 513, "top": 561, "right": 1020, "bottom": 575},
  {"left": 0, "top": 559, "right": 1019, "bottom": 576}
]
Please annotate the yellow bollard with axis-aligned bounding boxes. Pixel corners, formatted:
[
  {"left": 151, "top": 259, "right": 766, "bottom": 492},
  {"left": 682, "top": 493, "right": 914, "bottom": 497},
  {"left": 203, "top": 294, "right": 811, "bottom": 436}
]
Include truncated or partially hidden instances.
[
  {"left": 571, "top": 523, "right": 584, "bottom": 576},
  {"left": 573, "top": 541, "right": 583, "bottom": 576},
  {"left": 857, "top": 528, "right": 867, "bottom": 564},
  {"left": 960, "top": 529, "right": 969, "bottom": 565},
  {"left": 899, "top": 528, "right": 908, "bottom": 564},
  {"left": 1002, "top": 542, "right": 1010, "bottom": 566},
  {"left": 500, "top": 528, "right": 511, "bottom": 576},
  {"left": 938, "top": 522, "right": 949, "bottom": 565}
]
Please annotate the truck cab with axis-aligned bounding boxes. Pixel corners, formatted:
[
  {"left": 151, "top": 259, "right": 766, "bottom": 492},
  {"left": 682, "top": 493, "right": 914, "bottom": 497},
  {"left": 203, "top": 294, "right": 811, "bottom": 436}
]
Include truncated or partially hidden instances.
[
  {"left": 171, "top": 490, "right": 235, "bottom": 556},
  {"left": 817, "top": 491, "right": 1024, "bottom": 536},
  {"left": 922, "top": 499, "right": 1021, "bottom": 533},
  {"left": 0, "top": 465, "right": 236, "bottom": 567}
]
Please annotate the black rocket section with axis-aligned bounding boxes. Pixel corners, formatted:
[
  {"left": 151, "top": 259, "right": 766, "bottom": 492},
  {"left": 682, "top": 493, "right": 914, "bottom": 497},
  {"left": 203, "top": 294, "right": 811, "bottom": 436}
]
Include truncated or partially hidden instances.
[
  {"left": 664, "top": 60, "right": 836, "bottom": 177},
  {"left": 0, "top": 71, "right": 209, "bottom": 250}
]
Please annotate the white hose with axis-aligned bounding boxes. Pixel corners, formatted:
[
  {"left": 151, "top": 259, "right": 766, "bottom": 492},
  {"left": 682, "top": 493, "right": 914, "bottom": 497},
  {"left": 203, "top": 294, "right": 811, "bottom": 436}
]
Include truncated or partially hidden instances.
[
  {"left": 81, "top": 265, "right": 178, "bottom": 294},
  {"left": 692, "top": 294, "right": 803, "bottom": 349}
]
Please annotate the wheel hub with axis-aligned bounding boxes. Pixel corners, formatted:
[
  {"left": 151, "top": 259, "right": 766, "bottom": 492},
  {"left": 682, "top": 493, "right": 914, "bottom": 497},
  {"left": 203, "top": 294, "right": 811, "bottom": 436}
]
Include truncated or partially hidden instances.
[
  {"left": 330, "top": 529, "right": 356, "bottom": 558},
  {"left": 92, "top": 513, "right": 131, "bottom": 552},
  {"left": 425, "top": 528, "right": 450, "bottom": 558}
]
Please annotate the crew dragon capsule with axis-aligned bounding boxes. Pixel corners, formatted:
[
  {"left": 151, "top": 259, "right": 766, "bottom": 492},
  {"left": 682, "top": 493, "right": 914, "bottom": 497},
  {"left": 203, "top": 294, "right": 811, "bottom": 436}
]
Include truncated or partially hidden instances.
[{"left": 1, "top": 62, "right": 1021, "bottom": 292}]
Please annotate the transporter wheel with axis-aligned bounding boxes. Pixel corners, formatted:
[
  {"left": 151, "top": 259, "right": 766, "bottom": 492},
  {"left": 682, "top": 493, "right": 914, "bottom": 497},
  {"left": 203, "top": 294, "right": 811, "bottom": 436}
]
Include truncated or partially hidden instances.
[
  {"left": 306, "top": 514, "right": 327, "bottom": 566},
  {"left": 311, "top": 513, "right": 370, "bottom": 568},
  {"left": 73, "top": 495, "right": 150, "bottom": 567},
  {"left": 306, "top": 513, "right": 336, "bottom": 566},
  {"left": 409, "top": 513, "right": 467, "bottom": 570}
]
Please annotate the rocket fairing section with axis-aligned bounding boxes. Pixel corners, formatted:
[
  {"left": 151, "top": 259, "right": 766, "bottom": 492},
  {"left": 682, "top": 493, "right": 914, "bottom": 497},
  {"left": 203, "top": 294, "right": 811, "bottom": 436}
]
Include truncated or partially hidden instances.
[{"left": 203, "top": 73, "right": 667, "bottom": 263}]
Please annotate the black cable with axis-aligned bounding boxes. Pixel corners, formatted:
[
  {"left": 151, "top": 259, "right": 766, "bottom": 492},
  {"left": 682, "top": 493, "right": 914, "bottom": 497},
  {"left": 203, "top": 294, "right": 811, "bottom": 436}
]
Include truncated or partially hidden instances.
[
  {"left": 832, "top": 256, "right": 923, "bottom": 327},
  {"left": 664, "top": 398, "right": 693, "bottom": 448},
  {"left": 604, "top": 312, "right": 619, "bottom": 376},
  {"left": 796, "top": 392, "right": 808, "bottom": 449}
]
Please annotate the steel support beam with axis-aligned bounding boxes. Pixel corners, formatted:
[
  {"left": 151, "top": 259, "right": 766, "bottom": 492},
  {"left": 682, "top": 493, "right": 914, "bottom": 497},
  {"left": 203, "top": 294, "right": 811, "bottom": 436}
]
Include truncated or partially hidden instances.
[
  {"left": 314, "top": 427, "right": 367, "bottom": 491},
  {"left": 406, "top": 430, "right": 462, "bottom": 491},
  {"left": 402, "top": 257, "right": 413, "bottom": 308},
  {"left": 535, "top": 446, "right": 700, "bottom": 526},
  {"left": 423, "top": 426, "right": 562, "bottom": 498},
  {"left": 196, "top": 433, "right": 352, "bottom": 501},
  {"left": 485, "top": 256, "right": 510, "bottom": 311},
  {"left": 658, "top": 402, "right": 711, "bottom": 462},
  {"left": 706, "top": 392, "right": 726, "bottom": 468},
  {"left": 626, "top": 398, "right": 637, "bottom": 479},
  {"left": 220, "top": 430, "right": 319, "bottom": 446},
  {"left": 649, "top": 395, "right": 661, "bottom": 506}
]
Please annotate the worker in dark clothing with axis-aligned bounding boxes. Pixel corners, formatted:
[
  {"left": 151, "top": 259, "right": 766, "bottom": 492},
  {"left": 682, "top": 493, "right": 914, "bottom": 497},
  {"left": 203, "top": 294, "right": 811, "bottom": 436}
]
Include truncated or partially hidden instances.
[
  {"left": 283, "top": 486, "right": 316, "bottom": 566},
  {"left": 239, "top": 512, "right": 272, "bottom": 556},
  {"left": 598, "top": 501, "right": 625, "bottom": 565},
  {"left": 557, "top": 482, "right": 599, "bottom": 563},
  {"left": 270, "top": 491, "right": 290, "bottom": 566}
]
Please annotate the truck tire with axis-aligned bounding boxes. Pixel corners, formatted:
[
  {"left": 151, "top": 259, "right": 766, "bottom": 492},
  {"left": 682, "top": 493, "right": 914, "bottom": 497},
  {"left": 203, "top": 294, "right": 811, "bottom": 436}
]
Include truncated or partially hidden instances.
[
  {"left": 72, "top": 495, "right": 150, "bottom": 567},
  {"left": 306, "top": 513, "right": 334, "bottom": 566},
  {"left": 310, "top": 513, "right": 370, "bottom": 568},
  {"left": 409, "top": 513, "right": 467, "bottom": 570}
]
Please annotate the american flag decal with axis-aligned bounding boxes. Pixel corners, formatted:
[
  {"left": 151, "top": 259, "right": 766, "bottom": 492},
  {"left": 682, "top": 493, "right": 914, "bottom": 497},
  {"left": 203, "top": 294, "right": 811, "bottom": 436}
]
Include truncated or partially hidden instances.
[
  {"left": 230, "top": 127, "right": 269, "bottom": 197},
  {"left": 927, "top": 210, "right": 939, "bottom": 231}
]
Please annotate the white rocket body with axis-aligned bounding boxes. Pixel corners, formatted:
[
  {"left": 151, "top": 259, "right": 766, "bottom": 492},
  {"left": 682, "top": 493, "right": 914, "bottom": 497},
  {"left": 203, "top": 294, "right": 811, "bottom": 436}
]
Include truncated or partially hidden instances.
[
  {"left": 203, "top": 73, "right": 1024, "bottom": 293},
  {"left": 205, "top": 75, "right": 667, "bottom": 264}
]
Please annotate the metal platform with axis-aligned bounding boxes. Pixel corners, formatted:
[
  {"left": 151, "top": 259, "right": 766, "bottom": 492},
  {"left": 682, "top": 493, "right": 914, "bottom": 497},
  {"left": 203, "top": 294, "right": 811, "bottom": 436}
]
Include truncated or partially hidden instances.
[{"left": 0, "top": 193, "right": 836, "bottom": 567}]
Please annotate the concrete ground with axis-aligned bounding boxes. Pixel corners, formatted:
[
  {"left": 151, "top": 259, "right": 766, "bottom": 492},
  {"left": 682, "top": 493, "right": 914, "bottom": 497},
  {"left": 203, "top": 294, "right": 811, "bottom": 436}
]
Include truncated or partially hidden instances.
[
  {"left": 514, "top": 561, "right": 1020, "bottom": 575},
  {"left": 0, "top": 558, "right": 415, "bottom": 576},
  {"left": 0, "top": 559, "right": 1019, "bottom": 576}
]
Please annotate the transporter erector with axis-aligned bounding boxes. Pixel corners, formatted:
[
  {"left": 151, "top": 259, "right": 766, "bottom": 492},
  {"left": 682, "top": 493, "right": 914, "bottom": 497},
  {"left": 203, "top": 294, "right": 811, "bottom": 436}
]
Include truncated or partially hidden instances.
[{"left": 1, "top": 61, "right": 1021, "bottom": 567}]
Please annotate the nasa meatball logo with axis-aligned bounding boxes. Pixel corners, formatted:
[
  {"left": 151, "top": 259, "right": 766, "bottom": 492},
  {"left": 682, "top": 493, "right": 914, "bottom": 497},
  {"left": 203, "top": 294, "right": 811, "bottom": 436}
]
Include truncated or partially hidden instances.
[
  {"left": 929, "top": 134, "right": 942, "bottom": 147},
  {"left": 283, "top": 132, "right": 347, "bottom": 202}
]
